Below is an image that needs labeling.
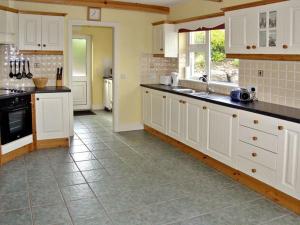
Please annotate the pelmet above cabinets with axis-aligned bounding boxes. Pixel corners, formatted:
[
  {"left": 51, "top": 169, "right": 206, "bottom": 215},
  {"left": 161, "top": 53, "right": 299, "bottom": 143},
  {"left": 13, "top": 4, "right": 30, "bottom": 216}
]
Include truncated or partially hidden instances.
[{"left": 225, "top": 0, "right": 300, "bottom": 56}]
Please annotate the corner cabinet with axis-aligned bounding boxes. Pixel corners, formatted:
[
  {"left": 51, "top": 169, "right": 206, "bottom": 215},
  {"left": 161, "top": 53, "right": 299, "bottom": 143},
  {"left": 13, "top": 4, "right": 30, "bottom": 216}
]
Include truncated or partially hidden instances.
[
  {"left": 19, "top": 14, "right": 64, "bottom": 51},
  {"left": 152, "top": 24, "right": 178, "bottom": 57},
  {"left": 277, "top": 120, "right": 300, "bottom": 199},
  {"left": 0, "top": 10, "right": 18, "bottom": 45},
  {"left": 225, "top": 1, "right": 300, "bottom": 55},
  {"left": 203, "top": 103, "right": 238, "bottom": 167},
  {"left": 35, "top": 93, "right": 70, "bottom": 140}
]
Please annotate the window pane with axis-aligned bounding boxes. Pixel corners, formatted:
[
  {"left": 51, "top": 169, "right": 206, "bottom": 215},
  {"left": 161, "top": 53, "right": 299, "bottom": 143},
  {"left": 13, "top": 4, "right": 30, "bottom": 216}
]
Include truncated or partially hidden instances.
[
  {"left": 190, "top": 51, "right": 206, "bottom": 79},
  {"left": 210, "top": 30, "right": 239, "bottom": 84},
  {"left": 191, "top": 31, "right": 206, "bottom": 44},
  {"left": 72, "top": 38, "right": 87, "bottom": 77}
]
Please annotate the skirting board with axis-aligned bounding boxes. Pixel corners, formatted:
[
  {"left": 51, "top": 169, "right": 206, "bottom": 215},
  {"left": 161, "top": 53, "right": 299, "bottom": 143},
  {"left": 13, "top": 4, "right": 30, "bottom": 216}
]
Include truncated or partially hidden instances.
[
  {"left": 0, "top": 143, "right": 33, "bottom": 165},
  {"left": 92, "top": 104, "right": 104, "bottom": 110},
  {"left": 144, "top": 125, "right": 300, "bottom": 215},
  {"left": 115, "top": 123, "right": 144, "bottom": 132},
  {"left": 36, "top": 138, "right": 70, "bottom": 150}
]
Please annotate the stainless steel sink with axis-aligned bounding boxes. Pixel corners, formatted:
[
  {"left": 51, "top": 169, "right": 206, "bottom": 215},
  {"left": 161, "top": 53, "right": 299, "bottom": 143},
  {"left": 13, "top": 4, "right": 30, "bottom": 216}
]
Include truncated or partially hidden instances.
[{"left": 172, "top": 88, "right": 196, "bottom": 94}]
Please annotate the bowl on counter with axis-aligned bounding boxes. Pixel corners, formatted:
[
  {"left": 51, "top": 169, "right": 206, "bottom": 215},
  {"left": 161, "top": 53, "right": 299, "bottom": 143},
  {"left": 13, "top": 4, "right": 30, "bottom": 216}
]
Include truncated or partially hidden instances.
[{"left": 33, "top": 77, "right": 48, "bottom": 89}]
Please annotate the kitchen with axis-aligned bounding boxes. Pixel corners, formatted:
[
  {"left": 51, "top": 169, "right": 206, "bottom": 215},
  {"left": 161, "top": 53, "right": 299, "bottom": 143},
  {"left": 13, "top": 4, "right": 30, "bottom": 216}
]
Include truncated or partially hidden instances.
[{"left": 0, "top": 0, "right": 300, "bottom": 225}]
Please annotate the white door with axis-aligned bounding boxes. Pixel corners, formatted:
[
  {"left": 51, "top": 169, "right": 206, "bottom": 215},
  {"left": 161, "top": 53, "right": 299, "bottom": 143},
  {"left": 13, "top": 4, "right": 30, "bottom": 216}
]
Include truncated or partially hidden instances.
[
  {"left": 204, "top": 103, "right": 238, "bottom": 166},
  {"left": 142, "top": 88, "right": 151, "bottom": 126},
  {"left": 277, "top": 120, "right": 300, "bottom": 199},
  {"left": 71, "top": 35, "right": 91, "bottom": 111},
  {"left": 41, "top": 16, "right": 64, "bottom": 51},
  {"left": 19, "top": 14, "right": 42, "bottom": 50},
  {"left": 107, "top": 79, "right": 113, "bottom": 110},
  {"left": 35, "top": 93, "right": 69, "bottom": 140},
  {"left": 151, "top": 91, "right": 167, "bottom": 134}
]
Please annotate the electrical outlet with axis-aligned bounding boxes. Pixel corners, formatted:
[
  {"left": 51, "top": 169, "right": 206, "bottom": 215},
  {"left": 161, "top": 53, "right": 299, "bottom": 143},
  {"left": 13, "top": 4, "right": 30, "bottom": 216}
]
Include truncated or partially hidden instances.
[
  {"left": 34, "top": 63, "right": 41, "bottom": 68},
  {"left": 258, "top": 70, "right": 264, "bottom": 77}
]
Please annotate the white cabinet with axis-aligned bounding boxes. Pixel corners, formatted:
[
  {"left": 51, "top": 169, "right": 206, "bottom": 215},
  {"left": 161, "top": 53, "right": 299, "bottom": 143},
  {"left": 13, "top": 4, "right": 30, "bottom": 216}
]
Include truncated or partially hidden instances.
[
  {"left": 150, "top": 90, "right": 167, "bottom": 133},
  {"left": 103, "top": 78, "right": 113, "bottom": 111},
  {"left": 35, "top": 93, "right": 70, "bottom": 140},
  {"left": 142, "top": 88, "right": 151, "bottom": 126},
  {"left": 0, "top": 10, "right": 18, "bottom": 45},
  {"left": 277, "top": 120, "right": 300, "bottom": 199},
  {"left": 152, "top": 24, "right": 178, "bottom": 58},
  {"left": 203, "top": 103, "right": 238, "bottom": 167},
  {"left": 19, "top": 14, "right": 64, "bottom": 51}
]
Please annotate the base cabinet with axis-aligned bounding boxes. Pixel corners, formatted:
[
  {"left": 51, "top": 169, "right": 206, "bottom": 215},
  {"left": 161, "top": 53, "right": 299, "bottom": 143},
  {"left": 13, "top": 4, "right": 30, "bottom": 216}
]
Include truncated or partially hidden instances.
[
  {"left": 35, "top": 93, "right": 70, "bottom": 140},
  {"left": 150, "top": 90, "right": 167, "bottom": 134},
  {"left": 142, "top": 88, "right": 151, "bottom": 126},
  {"left": 203, "top": 103, "right": 238, "bottom": 167},
  {"left": 277, "top": 120, "right": 300, "bottom": 199}
]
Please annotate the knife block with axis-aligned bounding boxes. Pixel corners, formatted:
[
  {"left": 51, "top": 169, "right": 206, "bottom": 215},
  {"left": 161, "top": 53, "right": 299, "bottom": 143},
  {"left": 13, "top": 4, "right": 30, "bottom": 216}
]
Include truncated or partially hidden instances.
[{"left": 56, "top": 80, "right": 63, "bottom": 87}]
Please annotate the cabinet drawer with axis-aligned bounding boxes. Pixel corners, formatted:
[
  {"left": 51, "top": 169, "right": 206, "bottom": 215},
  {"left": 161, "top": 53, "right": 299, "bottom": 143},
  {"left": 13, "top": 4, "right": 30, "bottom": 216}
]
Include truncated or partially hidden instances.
[
  {"left": 239, "top": 125, "right": 278, "bottom": 153},
  {"left": 238, "top": 141, "right": 277, "bottom": 170},
  {"left": 236, "top": 156, "right": 277, "bottom": 186},
  {"left": 239, "top": 110, "right": 279, "bottom": 135}
]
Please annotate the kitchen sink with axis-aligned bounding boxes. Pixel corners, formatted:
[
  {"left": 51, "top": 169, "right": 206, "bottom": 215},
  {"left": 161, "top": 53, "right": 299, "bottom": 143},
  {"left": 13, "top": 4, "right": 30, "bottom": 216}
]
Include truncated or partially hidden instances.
[{"left": 172, "top": 88, "right": 196, "bottom": 94}]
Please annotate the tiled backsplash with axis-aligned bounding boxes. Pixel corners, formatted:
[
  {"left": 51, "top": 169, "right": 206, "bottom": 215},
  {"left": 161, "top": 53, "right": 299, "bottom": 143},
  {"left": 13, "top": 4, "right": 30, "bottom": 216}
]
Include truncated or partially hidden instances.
[
  {"left": 239, "top": 60, "right": 300, "bottom": 109},
  {"left": 140, "top": 54, "right": 178, "bottom": 84},
  {"left": 0, "top": 45, "right": 63, "bottom": 88}
]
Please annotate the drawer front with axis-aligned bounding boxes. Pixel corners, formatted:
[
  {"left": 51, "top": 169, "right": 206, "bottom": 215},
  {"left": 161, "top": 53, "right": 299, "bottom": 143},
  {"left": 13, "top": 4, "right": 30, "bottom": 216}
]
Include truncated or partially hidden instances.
[
  {"left": 236, "top": 156, "right": 277, "bottom": 186},
  {"left": 239, "top": 125, "right": 278, "bottom": 153},
  {"left": 238, "top": 141, "right": 277, "bottom": 170},
  {"left": 239, "top": 110, "right": 279, "bottom": 135}
]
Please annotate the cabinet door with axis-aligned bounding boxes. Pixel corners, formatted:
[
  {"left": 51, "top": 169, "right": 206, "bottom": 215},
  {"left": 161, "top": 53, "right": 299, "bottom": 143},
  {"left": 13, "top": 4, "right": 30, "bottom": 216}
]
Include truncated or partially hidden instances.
[
  {"left": 204, "top": 103, "right": 238, "bottom": 166},
  {"left": 142, "top": 88, "right": 151, "bottom": 126},
  {"left": 152, "top": 25, "right": 164, "bottom": 55},
  {"left": 35, "top": 93, "right": 69, "bottom": 140},
  {"left": 19, "top": 14, "right": 41, "bottom": 50},
  {"left": 151, "top": 91, "right": 167, "bottom": 134},
  {"left": 184, "top": 98, "right": 205, "bottom": 151},
  {"left": 41, "top": 16, "right": 64, "bottom": 51},
  {"left": 277, "top": 120, "right": 300, "bottom": 199},
  {"left": 166, "top": 94, "right": 185, "bottom": 141},
  {"left": 0, "top": 10, "right": 18, "bottom": 45}
]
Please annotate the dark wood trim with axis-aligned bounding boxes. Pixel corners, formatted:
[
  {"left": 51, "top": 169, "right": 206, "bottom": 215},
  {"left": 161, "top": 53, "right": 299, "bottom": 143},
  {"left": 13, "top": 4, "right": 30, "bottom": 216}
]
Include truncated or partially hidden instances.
[
  {"left": 14, "top": 0, "right": 169, "bottom": 14},
  {"left": 144, "top": 125, "right": 300, "bottom": 215},
  {"left": 152, "top": 12, "right": 224, "bottom": 26},
  {"left": 153, "top": 54, "right": 165, "bottom": 57},
  {"left": 0, "top": 4, "right": 19, "bottom": 13},
  {"left": 19, "top": 10, "right": 67, "bottom": 16},
  {"left": 226, "top": 53, "right": 300, "bottom": 61},
  {"left": 20, "top": 50, "right": 64, "bottom": 55},
  {"left": 221, "top": 0, "right": 288, "bottom": 12},
  {"left": 0, "top": 144, "right": 33, "bottom": 165},
  {"left": 36, "top": 138, "right": 69, "bottom": 150}
]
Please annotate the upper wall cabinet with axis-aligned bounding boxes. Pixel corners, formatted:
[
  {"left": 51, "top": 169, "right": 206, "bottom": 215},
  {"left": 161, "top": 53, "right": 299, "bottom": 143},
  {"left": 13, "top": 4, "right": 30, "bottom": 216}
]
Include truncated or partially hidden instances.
[
  {"left": 152, "top": 24, "right": 178, "bottom": 58},
  {"left": 0, "top": 10, "right": 18, "bottom": 45},
  {"left": 225, "top": 1, "right": 300, "bottom": 55},
  {"left": 19, "top": 14, "right": 64, "bottom": 51}
]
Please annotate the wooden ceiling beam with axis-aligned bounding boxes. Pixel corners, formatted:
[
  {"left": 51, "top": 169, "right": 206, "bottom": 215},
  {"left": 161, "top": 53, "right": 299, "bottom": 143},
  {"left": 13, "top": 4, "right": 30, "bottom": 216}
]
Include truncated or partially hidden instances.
[{"left": 13, "top": 0, "right": 170, "bottom": 14}]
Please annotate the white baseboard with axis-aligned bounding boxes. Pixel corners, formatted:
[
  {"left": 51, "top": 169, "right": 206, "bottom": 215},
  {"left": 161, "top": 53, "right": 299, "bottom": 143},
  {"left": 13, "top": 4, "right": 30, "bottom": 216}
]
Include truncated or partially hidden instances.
[
  {"left": 115, "top": 123, "right": 144, "bottom": 132},
  {"left": 92, "top": 104, "right": 104, "bottom": 110}
]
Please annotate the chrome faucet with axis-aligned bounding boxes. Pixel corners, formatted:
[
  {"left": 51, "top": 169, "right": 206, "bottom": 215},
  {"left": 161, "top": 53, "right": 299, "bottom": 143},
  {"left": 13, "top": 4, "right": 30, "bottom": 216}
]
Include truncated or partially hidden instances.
[{"left": 199, "top": 75, "right": 214, "bottom": 93}]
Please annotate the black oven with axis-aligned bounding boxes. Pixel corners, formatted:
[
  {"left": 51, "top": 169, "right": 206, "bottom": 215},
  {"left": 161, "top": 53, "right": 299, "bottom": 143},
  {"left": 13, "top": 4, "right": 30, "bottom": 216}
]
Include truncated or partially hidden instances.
[{"left": 0, "top": 94, "right": 32, "bottom": 145}]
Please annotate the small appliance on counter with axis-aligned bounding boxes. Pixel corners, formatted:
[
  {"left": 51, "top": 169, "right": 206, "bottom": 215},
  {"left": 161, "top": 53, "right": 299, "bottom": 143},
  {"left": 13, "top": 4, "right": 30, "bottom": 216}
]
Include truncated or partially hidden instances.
[
  {"left": 171, "top": 72, "right": 179, "bottom": 87},
  {"left": 159, "top": 75, "right": 171, "bottom": 85},
  {"left": 230, "top": 87, "right": 256, "bottom": 102}
]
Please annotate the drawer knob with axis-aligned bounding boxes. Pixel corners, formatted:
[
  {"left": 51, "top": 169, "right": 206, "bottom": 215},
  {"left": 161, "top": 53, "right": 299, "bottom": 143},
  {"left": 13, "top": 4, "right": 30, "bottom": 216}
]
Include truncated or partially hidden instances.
[
  {"left": 252, "top": 152, "right": 257, "bottom": 157},
  {"left": 179, "top": 100, "right": 182, "bottom": 103},
  {"left": 203, "top": 106, "right": 207, "bottom": 110},
  {"left": 251, "top": 168, "right": 257, "bottom": 173},
  {"left": 182, "top": 101, "right": 186, "bottom": 104},
  {"left": 160, "top": 48, "right": 164, "bottom": 51},
  {"left": 252, "top": 136, "right": 258, "bottom": 141},
  {"left": 283, "top": 44, "right": 288, "bottom": 49},
  {"left": 278, "top": 126, "right": 284, "bottom": 130},
  {"left": 253, "top": 120, "right": 259, "bottom": 124},
  {"left": 145, "top": 91, "right": 149, "bottom": 94},
  {"left": 252, "top": 45, "right": 257, "bottom": 49},
  {"left": 246, "top": 45, "right": 251, "bottom": 50},
  {"left": 232, "top": 114, "right": 237, "bottom": 118},
  {"left": 163, "top": 96, "right": 166, "bottom": 99}
]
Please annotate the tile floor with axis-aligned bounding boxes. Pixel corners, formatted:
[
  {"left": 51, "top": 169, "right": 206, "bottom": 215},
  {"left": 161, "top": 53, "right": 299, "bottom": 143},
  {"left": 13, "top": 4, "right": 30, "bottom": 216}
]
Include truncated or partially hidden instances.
[{"left": 0, "top": 111, "right": 299, "bottom": 225}]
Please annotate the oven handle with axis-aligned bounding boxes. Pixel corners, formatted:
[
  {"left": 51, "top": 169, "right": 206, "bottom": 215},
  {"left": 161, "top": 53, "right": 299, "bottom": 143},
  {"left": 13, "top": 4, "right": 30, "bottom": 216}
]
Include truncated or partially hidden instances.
[{"left": 0, "top": 105, "right": 30, "bottom": 112}]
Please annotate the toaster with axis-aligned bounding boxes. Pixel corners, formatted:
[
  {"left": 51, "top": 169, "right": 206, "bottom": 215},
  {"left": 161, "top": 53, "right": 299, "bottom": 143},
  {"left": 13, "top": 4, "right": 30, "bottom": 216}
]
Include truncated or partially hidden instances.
[
  {"left": 160, "top": 75, "right": 171, "bottom": 85},
  {"left": 230, "top": 87, "right": 256, "bottom": 102}
]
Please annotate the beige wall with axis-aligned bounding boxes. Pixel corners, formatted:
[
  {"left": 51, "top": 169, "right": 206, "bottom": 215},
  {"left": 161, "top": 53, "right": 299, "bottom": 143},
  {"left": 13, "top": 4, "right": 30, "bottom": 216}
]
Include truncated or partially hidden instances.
[
  {"left": 168, "top": 0, "right": 258, "bottom": 20},
  {"left": 73, "top": 26, "right": 113, "bottom": 109},
  {"left": 9, "top": 0, "right": 166, "bottom": 129}
]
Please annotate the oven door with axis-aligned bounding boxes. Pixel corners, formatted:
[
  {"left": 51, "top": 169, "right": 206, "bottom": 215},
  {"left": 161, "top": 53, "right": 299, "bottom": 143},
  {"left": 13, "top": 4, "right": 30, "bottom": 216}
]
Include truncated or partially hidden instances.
[{"left": 0, "top": 105, "right": 32, "bottom": 145}]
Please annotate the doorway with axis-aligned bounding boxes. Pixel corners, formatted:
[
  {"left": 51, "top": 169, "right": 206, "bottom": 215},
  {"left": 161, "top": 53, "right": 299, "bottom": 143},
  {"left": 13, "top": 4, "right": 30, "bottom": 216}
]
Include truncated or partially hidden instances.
[
  {"left": 71, "top": 35, "right": 92, "bottom": 111},
  {"left": 68, "top": 20, "right": 119, "bottom": 133}
]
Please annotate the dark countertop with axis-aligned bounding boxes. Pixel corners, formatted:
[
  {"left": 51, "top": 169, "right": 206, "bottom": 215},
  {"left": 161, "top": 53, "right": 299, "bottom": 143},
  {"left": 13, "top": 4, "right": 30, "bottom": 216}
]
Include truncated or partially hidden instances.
[
  {"left": 103, "top": 76, "right": 113, "bottom": 80},
  {"left": 141, "top": 84, "right": 300, "bottom": 124}
]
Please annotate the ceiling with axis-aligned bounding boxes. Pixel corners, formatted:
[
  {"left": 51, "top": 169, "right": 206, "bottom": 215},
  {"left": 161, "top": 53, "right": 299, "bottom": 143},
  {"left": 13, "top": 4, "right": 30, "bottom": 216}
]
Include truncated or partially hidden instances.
[{"left": 117, "top": 0, "right": 186, "bottom": 6}]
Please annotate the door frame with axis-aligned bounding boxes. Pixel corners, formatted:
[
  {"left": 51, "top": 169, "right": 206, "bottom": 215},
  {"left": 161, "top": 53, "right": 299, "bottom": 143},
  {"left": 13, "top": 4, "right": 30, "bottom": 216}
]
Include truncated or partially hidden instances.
[
  {"left": 71, "top": 34, "right": 92, "bottom": 111},
  {"left": 68, "top": 20, "right": 120, "bottom": 133}
]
